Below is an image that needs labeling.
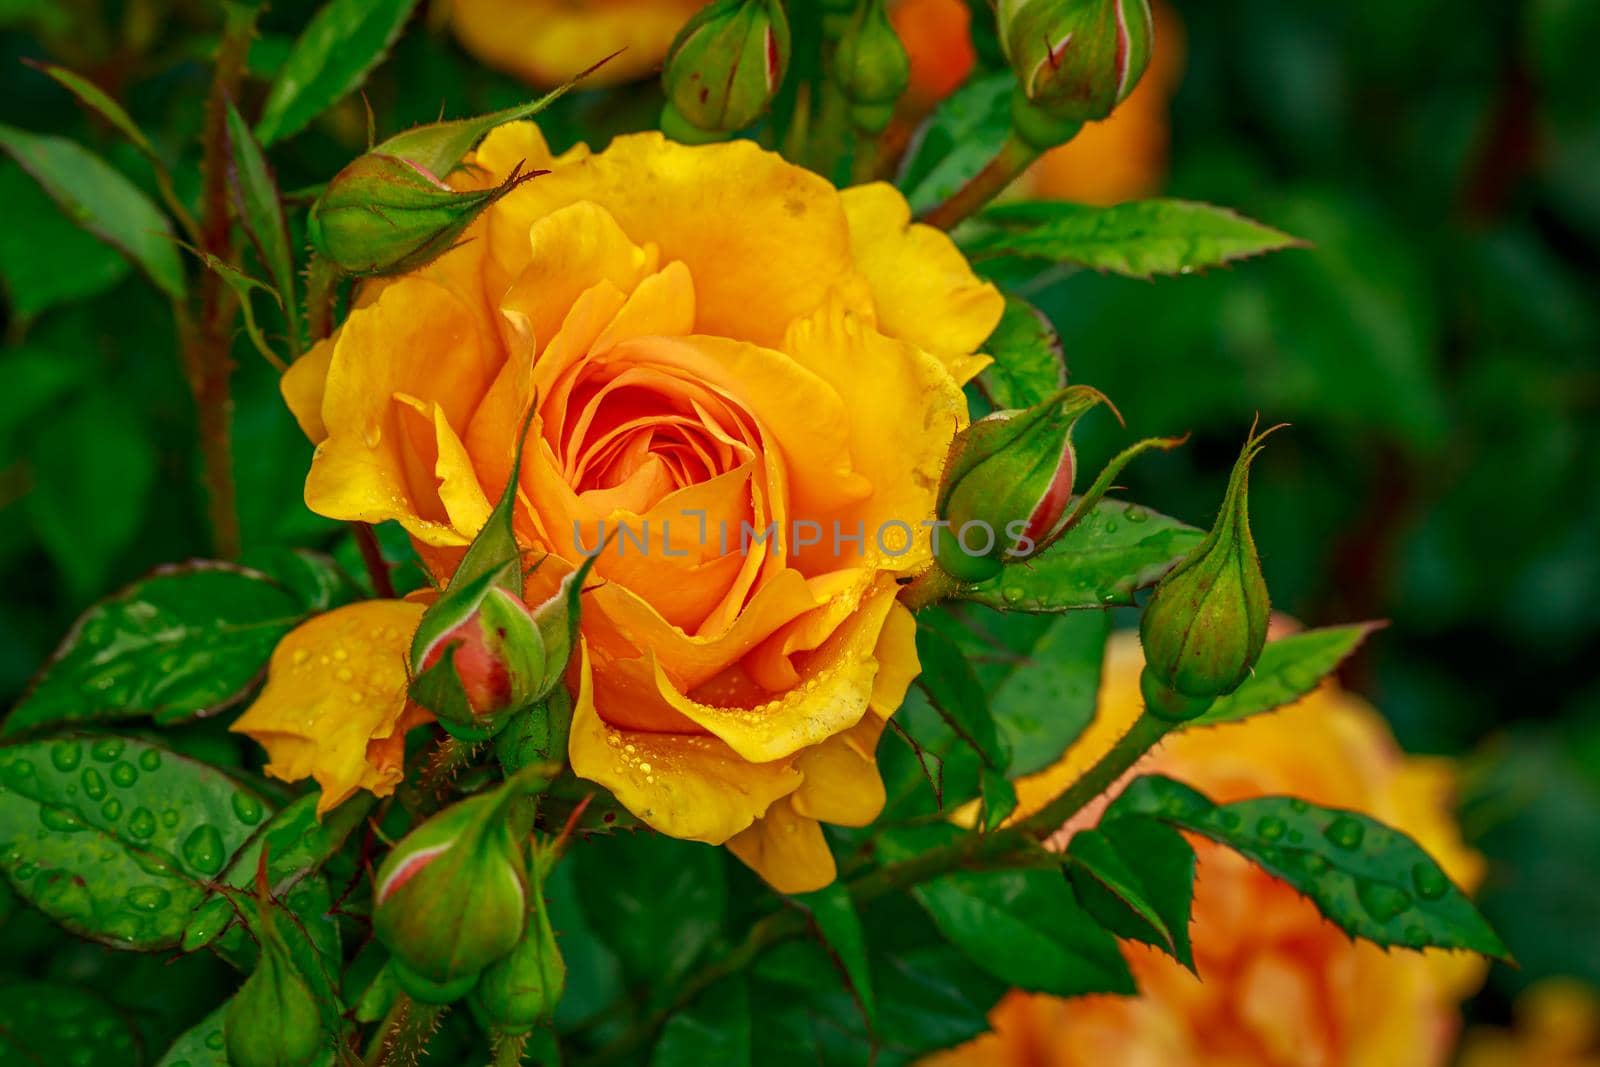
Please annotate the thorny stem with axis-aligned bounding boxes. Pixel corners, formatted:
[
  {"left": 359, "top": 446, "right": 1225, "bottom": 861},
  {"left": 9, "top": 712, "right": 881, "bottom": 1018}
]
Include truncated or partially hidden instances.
[
  {"left": 363, "top": 995, "right": 445, "bottom": 1067},
  {"left": 918, "top": 133, "right": 1039, "bottom": 231},
  {"left": 305, "top": 252, "right": 340, "bottom": 343},
  {"left": 183, "top": 12, "right": 254, "bottom": 560},
  {"left": 491, "top": 1030, "right": 530, "bottom": 1067},
  {"left": 579, "top": 712, "right": 1177, "bottom": 1064},
  {"left": 897, "top": 564, "right": 962, "bottom": 612}
]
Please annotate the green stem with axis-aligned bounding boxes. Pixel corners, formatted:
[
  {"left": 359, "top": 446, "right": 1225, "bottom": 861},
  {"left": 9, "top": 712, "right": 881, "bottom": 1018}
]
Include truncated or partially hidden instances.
[
  {"left": 491, "top": 1030, "right": 529, "bottom": 1067},
  {"left": 363, "top": 995, "right": 445, "bottom": 1067},
  {"left": 305, "top": 253, "right": 341, "bottom": 343},
  {"left": 1014, "top": 711, "right": 1172, "bottom": 836},
  {"left": 918, "top": 134, "right": 1039, "bottom": 231},
  {"left": 187, "top": 18, "right": 253, "bottom": 561},
  {"left": 897, "top": 564, "right": 962, "bottom": 612}
]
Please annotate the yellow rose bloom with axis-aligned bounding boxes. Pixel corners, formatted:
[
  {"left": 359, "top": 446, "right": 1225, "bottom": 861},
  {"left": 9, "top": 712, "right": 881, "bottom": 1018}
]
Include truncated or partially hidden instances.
[
  {"left": 1459, "top": 980, "right": 1600, "bottom": 1067},
  {"left": 891, "top": 0, "right": 1185, "bottom": 205},
  {"left": 449, "top": 0, "right": 708, "bottom": 88},
  {"left": 249, "top": 123, "right": 1002, "bottom": 892},
  {"left": 927, "top": 630, "right": 1488, "bottom": 1067}
]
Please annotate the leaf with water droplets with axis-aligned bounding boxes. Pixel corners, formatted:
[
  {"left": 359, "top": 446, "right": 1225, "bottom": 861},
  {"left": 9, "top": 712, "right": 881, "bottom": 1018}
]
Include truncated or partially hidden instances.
[
  {"left": 0, "top": 981, "right": 140, "bottom": 1066},
  {"left": 154, "top": 1002, "right": 228, "bottom": 1067},
  {"left": 1104, "top": 775, "right": 1509, "bottom": 959},
  {"left": 962, "top": 199, "right": 1305, "bottom": 279},
  {"left": 960, "top": 499, "right": 1203, "bottom": 613},
  {"left": 1065, "top": 817, "right": 1197, "bottom": 971},
  {"left": 184, "top": 791, "right": 370, "bottom": 965},
  {"left": 0, "top": 735, "right": 271, "bottom": 950},
  {"left": 1184, "top": 622, "right": 1385, "bottom": 729},
  {"left": 3, "top": 562, "right": 309, "bottom": 735}
]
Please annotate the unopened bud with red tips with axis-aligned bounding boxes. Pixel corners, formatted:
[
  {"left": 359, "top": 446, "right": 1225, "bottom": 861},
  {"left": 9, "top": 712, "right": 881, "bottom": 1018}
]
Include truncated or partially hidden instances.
[
  {"left": 372, "top": 776, "right": 537, "bottom": 1001},
  {"left": 1139, "top": 423, "right": 1280, "bottom": 720},
  {"left": 999, "top": 0, "right": 1154, "bottom": 146},
  {"left": 833, "top": 0, "right": 911, "bottom": 133},
  {"left": 225, "top": 901, "right": 334, "bottom": 1067},
  {"left": 307, "top": 153, "right": 538, "bottom": 277},
  {"left": 472, "top": 841, "right": 565, "bottom": 1033},
  {"left": 662, "top": 0, "right": 790, "bottom": 135},
  {"left": 934, "top": 386, "right": 1108, "bottom": 583},
  {"left": 410, "top": 555, "right": 593, "bottom": 742}
]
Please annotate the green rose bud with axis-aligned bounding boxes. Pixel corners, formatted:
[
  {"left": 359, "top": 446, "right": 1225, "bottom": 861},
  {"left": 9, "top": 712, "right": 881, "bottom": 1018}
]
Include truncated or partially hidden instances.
[
  {"left": 307, "top": 153, "right": 537, "bottom": 277},
  {"left": 934, "top": 386, "right": 1109, "bottom": 582},
  {"left": 999, "top": 0, "right": 1154, "bottom": 135},
  {"left": 1139, "top": 423, "right": 1280, "bottom": 720},
  {"left": 225, "top": 903, "right": 333, "bottom": 1067},
  {"left": 833, "top": 0, "right": 911, "bottom": 132},
  {"left": 410, "top": 555, "right": 594, "bottom": 742},
  {"left": 662, "top": 0, "right": 790, "bottom": 134},
  {"left": 372, "top": 778, "right": 534, "bottom": 999},
  {"left": 472, "top": 842, "right": 565, "bottom": 1033}
]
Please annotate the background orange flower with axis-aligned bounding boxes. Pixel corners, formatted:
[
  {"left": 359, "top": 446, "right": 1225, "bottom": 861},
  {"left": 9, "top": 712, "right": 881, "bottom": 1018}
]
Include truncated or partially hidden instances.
[{"left": 929, "top": 630, "right": 1488, "bottom": 1067}]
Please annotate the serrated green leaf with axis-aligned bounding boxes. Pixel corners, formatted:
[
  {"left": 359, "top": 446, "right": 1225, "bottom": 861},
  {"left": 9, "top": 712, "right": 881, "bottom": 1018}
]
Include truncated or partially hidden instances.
[
  {"left": 0, "top": 736, "right": 271, "bottom": 950},
  {"left": 1066, "top": 816, "right": 1195, "bottom": 969},
  {"left": 0, "top": 162, "right": 130, "bottom": 317},
  {"left": 0, "top": 123, "right": 185, "bottom": 300},
  {"left": 1185, "top": 622, "right": 1384, "bottom": 728},
  {"left": 255, "top": 0, "right": 421, "bottom": 145},
  {"left": 794, "top": 881, "right": 877, "bottom": 1028},
  {"left": 651, "top": 973, "right": 751, "bottom": 1067},
  {"left": 979, "top": 295, "right": 1067, "bottom": 410},
  {"left": 154, "top": 1002, "right": 227, "bottom": 1067},
  {"left": 911, "top": 867, "right": 1134, "bottom": 997},
  {"left": 914, "top": 626, "right": 1008, "bottom": 770},
  {"left": 23, "top": 393, "right": 157, "bottom": 599},
  {"left": 4, "top": 563, "right": 306, "bottom": 735},
  {"left": 0, "top": 981, "right": 140, "bottom": 1066},
  {"left": 1106, "top": 775, "right": 1509, "bottom": 959},
  {"left": 979, "top": 767, "right": 1018, "bottom": 831},
  {"left": 961, "top": 498, "right": 1202, "bottom": 613},
  {"left": 184, "top": 791, "right": 369, "bottom": 964},
  {"left": 572, "top": 832, "right": 727, "bottom": 984},
  {"left": 223, "top": 99, "right": 297, "bottom": 343},
  {"left": 898, "top": 71, "right": 1013, "bottom": 215},
  {"left": 239, "top": 548, "right": 361, "bottom": 614},
  {"left": 964, "top": 199, "right": 1305, "bottom": 279},
  {"left": 28, "top": 60, "right": 157, "bottom": 159},
  {"left": 907, "top": 607, "right": 1108, "bottom": 791}
]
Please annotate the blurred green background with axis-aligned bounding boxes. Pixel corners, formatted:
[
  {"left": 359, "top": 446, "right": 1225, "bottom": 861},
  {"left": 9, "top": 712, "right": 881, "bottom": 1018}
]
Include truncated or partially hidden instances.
[{"left": 0, "top": 0, "right": 1596, "bottom": 1052}]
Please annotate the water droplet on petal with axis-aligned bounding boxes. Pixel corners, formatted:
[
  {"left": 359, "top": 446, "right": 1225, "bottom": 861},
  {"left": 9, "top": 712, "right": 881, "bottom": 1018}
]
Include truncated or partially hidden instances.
[
  {"left": 110, "top": 762, "right": 138, "bottom": 788},
  {"left": 40, "top": 805, "right": 87, "bottom": 833},
  {"left": 81, "top": 769, "right": 107, "bottom": 801},
  {"left": 127, "top": 808, "right": 157, "bottom": 839}
]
